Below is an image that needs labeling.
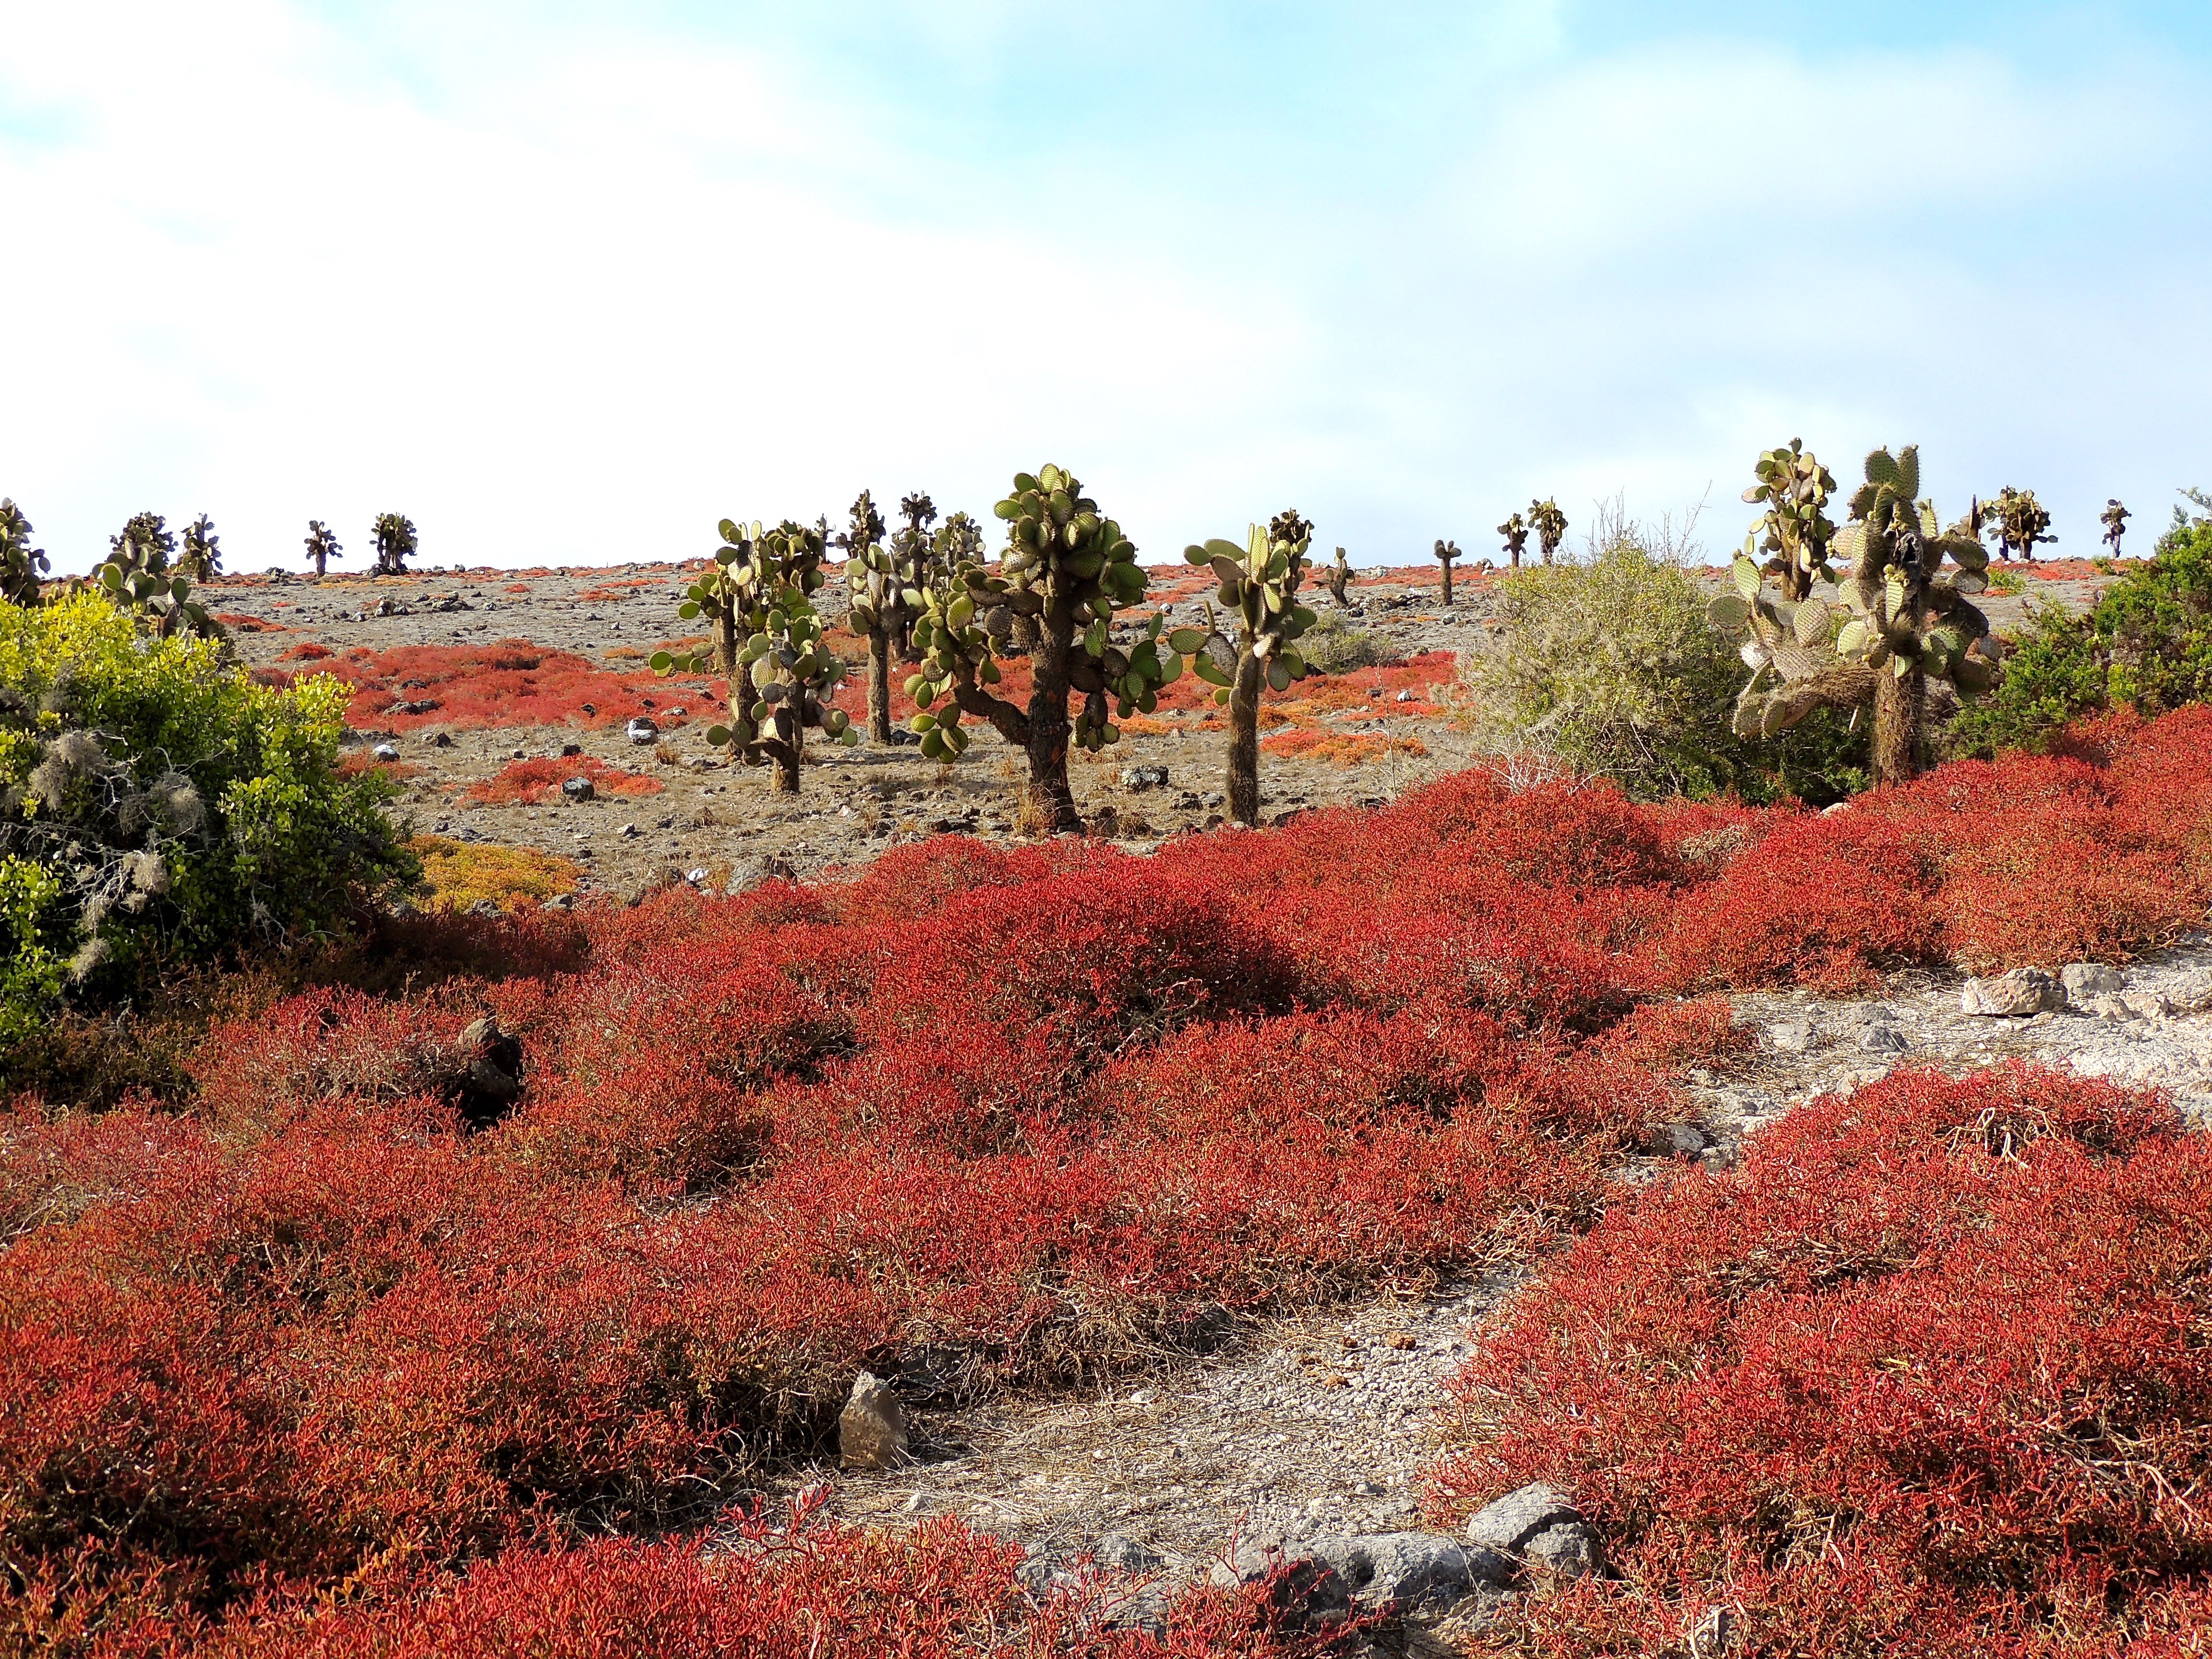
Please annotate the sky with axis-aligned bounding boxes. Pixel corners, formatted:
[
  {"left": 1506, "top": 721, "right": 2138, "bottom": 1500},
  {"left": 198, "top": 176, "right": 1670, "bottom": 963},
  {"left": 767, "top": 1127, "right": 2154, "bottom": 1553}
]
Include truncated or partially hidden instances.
[{"left": 1, "top": 0, "right": 2207, "bottom": 576}]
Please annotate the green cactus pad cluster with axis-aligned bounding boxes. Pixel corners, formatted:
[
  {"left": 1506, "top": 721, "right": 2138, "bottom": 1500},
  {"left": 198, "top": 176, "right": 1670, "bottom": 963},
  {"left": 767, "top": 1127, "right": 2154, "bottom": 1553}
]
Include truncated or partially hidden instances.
[
  {"left": 1712, "top": 444, "right": 2002, "bottom": 739},
  {"left": 179, "top": 514, "right": 223, "bottom": 583},
  {"left": 1172, "top": 513, "right": 1319, "bottom": 705},
  {"left": 1497, "top": 512, "right": 1530, "bottom": 568},
  {"left": 907, "top": 464, "right": 1160, "bottom": 760},
  {"left": 1984, "top": 485, "right": 2056, "bottom": 562},
  {"left": 655, "top": 518, "right": 854, "bottom": 768},
  {"left": 0, "top": 500, "right": 48, "bottom": 606},
  {"left": 1742, "top": 438, "right": 1837, "bottom": 599},
  {"left": 1528, "top": 498, "right": 1567, "bottom": 565},
  {"left": 94, "top": 512, "right": 217, "bottom": 639},
  {"left": 839, "top": 490, "right": 903, "bottom": 636}
]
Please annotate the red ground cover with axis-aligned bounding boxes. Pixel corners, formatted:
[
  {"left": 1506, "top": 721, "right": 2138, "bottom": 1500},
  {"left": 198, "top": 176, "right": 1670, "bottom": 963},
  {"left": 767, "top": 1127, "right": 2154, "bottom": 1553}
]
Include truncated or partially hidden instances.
[
  {"left": 3, "top": 709, "right": 2209, "bottom": 1651},
  {"left": 1430, "top": 1064, "right": 2212, "bottom": 1657},
  {"left": 264, "top": 640, "right": 699, "bottom": 733},
  {"left": 462, "top": 756, "right": 663, "bottom": 805}
]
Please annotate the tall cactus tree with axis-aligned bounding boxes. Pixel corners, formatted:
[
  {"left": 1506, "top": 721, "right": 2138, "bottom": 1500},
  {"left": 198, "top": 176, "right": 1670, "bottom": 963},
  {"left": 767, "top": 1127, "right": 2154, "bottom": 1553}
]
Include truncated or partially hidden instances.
[
  {"left": 1170, "top": 510, "right": 1317, "bottom": 827},
  {"left": 835, "top": 490, "right": 900, "bottom": 744},
  {"left": 1984, "top": 486, "right": 2055, "bottom": 563},
  {"left": 178, "top": 514, "right": 223, "bottom": 583},
  {"left": 1529, "top": 498, "right": 1568, "bottom": 565},
  {"left": 371, "top": 512, "right": 417, "bottom": 575},
  {"left": 1432, "top": 537, "right": 1462, "bottom": 604},
  {"left": 890, "top": 492, "right": 937, "bottom": 661},
  {"left": 1711, "top": 445, "right": 2001, "bottom": 786},
  {"left": 1497, "top": 511, "right": 1529, "bottom": 570},
  {"left": 304, "top": 520, "right": 343, "bottom": 579},
  {"left": 2102, "top": 499, "right": 2130, "bottom": 557},
  {"left": 906, "top": 463, "right": 1167, "bottom": 833},
  {"left": 654, "top": 518, "right": 855, "bottom": 793},
  {"left": 1742, "top": 439, "right": 1837, "bottom": 602},
  {"left": 0, "top": 500, "right": 48, "bottom": 605}
]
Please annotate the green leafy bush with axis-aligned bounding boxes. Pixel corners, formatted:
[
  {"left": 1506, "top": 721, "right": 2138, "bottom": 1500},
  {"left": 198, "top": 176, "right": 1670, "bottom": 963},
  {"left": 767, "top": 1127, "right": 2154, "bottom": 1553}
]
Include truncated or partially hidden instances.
[
  {"left": 1948, "top": 505, "right": 2212, "bottom": 757},
  {"left": 0, "top": 592, "right": 414, "bottom": 1044},
  {"left": 1459, "top": 537, "right": 1865, "bottom": 804},
  {"left": 1298, "top": 610, "right": 1381, "bottom": 674}
]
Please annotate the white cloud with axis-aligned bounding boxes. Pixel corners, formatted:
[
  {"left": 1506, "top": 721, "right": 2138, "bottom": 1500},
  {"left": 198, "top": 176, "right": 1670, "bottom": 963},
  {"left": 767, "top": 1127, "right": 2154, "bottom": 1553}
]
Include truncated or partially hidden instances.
[{"left": 0, "top": 3, "right": 2204, "bottom": 577}]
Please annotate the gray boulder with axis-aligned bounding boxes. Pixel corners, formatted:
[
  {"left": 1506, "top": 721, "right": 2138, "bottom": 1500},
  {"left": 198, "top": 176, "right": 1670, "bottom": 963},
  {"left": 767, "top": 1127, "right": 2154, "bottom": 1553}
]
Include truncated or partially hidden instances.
[
  {"left": 626, "top": 716, "right": 660, "bottom": 745},
  {"left": 1960, "top": 968, "right": 2065, "bottom": 1017},
  {"left": 2060, "top": 962, "right": 2125, "bottom": 1000},
  {"left": 1465, "top": 1482, "right": 1604, "bottom": 1582},
  {"left": 1306, "top": 1531, "right": 1511, "bottom": 1615},
  {"left": 561, "top": 776, "right": 595, "bottom": 801}
]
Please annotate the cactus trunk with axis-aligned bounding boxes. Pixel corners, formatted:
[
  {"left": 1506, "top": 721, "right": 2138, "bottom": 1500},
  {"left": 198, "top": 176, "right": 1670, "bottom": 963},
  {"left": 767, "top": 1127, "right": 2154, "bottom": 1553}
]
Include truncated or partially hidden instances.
[
  {"left": 1440, "top": 562, "right": 1454, "bottom": 604},
  {"left": 313, "top": 551, "right": 326, "bottom": 578},
  {"left": 1026, "top": 625, "right": 1082, "bottom": 833},
  {"left": 867, "top": 634, "right": 894, "bottom": 745},
  {"left": 1872, "top": 662, "right": 1922, "bottom": 786},
  {"left": 715, "top": 609, "right": 738, "bottom": 676},
  {"left": 1226, "top": 649, "right": 1263, "bottom": 827}
]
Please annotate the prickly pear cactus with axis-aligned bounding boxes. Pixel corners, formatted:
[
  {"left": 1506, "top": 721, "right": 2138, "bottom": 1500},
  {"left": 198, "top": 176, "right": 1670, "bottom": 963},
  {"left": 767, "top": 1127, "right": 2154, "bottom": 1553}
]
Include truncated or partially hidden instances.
[
  {"left": 906, "top": 464, "right": 1158, "bottom": 830},
  {"left": 1984, "top": 485, "right": 2056, "bottom": 563},
  {"left": 1711, "top": 444, "right": 2002, "bottom": 783},
  {"left": 95, "top": 512, "right": 217, "bottom": 638},
  {"left": 671, "top": 520, "right": 762, "bottom": 673},
  {"left": 1432, "top": 537, "right": 1463, "bottom": 604},
  {"left": 1167, "top": 510, "right": 1317, "bottom": 826},
  {"left": 303, "top": 520, "right": 343, "bottom": 579},
  {"left": 2101, "top": 499, "right": 2129, "bottom": 557},
  {"left": 1497, "top": 512, "right": 1529, "bottom": 569},
  {"left": 178, "top": 514, "right": 223, "bottom": 583},
  {"left": 656, "top": 517, "right": 854, "bottom": 792},
  {"left": 371, "top": 512, "right": 417, "bottom": 576},
  {"left": 1326, "top": 545, "right": 1351, "bottom": 605},
  {"left": 1742, "top": 439, "right": 1836, "bottom": 601},
  {"left": 0, "top": 500, "right": 48, "bottom": 605},
  {"left": 836, "top": 490, "right": 903, "bottom": 743},
  {"left": 1529, "top": 499, "right": 1567, "bottom": 565}
]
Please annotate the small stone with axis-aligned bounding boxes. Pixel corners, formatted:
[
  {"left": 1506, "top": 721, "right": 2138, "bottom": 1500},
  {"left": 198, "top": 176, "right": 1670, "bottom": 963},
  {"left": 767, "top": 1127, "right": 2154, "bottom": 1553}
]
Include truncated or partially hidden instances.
[
  {"left": 1523, "top": 1520, "right": 1604, "bottom": 1580},
  {"left": 1769, "top": 1019, "right": 1815, "bottom": 1054},
  {"left": 1091, "top": 1534, "right": 1165, "bottom": 1575},
  {"left": 561, "top": 741, "right": 584, "bottom": 757},
  {"left": 1118, "top": 764, "right": 1170, "bottom": 791},
  {"left": 426, "top": 730, "right": 452, "bottom": 747},
  {"left": 372, "top": 743, "right": 401, "bottom": 762},
  {"left": 837, "top": 1371, "right": 907, "bottom": 1469},
  {"left": 1642, "top": 1122, "right": 1707, "bottom": 1157},
  {"left": 618, "top": 822, "right": 640, "bottom": 838},
  {"left": 626, "top": 717, "right": 660, "bottom": 745},
  {"left": 685, "top": 866, "right": 709, "bottom": 887},
  {"left": 561, "top": 777, "right": 596, "bottom": 802},
  {"left": 2060, "top": 962, "right": 2124, "bottom": 999},
  {"left": 1859, "top": 1024, "right": 1909, "bottom": 1054},
  {"left": 1961, "top": 968, "right": 2065, "bottom": 1017}
]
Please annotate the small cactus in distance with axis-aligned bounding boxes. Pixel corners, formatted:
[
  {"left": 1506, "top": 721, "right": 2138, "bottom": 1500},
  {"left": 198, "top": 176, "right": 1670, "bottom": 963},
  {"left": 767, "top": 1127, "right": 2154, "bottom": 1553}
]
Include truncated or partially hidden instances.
[
  {"left": 1326, "top": 545, "right": 1350, "bottom": 605},
  {"left": 1432, "top": 537, "right": 1463, "bottom": 604},
  {"left": 906, "top": 463, "right": 1163, "bottom": 832},
  {"left": 178, "top": 514, "right": 223, "bottom": 583},
  {"left": 304, "top": 520, "right": 343, "bottom": 578},
  {"left": 1742, "top": 439, "right": 1837, "bottom": 601},
  {"left": 1497, "top": 511, "right": 1529, "bottom": 569},
  {"left": 1168, "top": 509, "right": 1317, "bottom": 826},
  {"left": 0, "top": 499, "right": 48, "bottom": 605},
  {"left": 654, "top": 518, "right": 854, "bottom": 793},
  {"left": 835, "top": 489, "right": 900, "bottom": 744},
  {"left": 371, "top": 512, "right": 417, "bottom": 575},
  {"left": 2101, "top": 499, "right": 2129, "bottom": 557},
  {"left": 1983, "top": 486, "right": 2055, "bottom": 563},
  {"left": 1528, "top": 498, "right": 1567, "bottom": 565},
  {"left": 890, "top": 492, "right": 937, "bottom": 661}
]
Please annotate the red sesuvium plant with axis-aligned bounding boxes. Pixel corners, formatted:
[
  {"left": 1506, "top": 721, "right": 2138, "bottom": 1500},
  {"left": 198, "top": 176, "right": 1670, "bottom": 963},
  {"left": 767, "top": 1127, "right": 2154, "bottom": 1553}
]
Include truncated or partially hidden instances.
[
  {"left": 1428, "top": 1063, "right": 2212, "bottom": 1659},
  {"left": 4, "top": 708, "right": 2212, "bottom": 1650}
]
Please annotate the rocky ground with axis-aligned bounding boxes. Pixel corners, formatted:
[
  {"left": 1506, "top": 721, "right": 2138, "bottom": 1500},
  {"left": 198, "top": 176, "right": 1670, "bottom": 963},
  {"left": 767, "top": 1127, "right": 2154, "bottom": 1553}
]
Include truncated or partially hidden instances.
[
  {"left": 202, "top": 556, "right": 2110, "bottom": 900},
  {"left": 771, "top": 937, "right": 2212, "bottom": 1647}
]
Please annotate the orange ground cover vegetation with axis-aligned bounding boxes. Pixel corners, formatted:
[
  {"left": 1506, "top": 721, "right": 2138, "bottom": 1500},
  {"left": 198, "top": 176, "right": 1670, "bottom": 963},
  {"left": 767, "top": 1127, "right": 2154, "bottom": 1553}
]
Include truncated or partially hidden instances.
[
  {"left": 462, "top": 755, "right": 664, "bottom": 805},
  {"left": 6, "top": 707, "right": 2209, "bottom": 1653},
  {"left": 262, "top": 640, "right": 706, "bottom": 733}
]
